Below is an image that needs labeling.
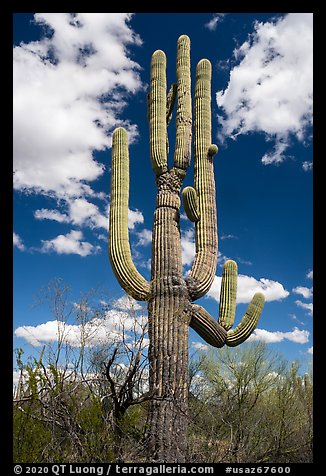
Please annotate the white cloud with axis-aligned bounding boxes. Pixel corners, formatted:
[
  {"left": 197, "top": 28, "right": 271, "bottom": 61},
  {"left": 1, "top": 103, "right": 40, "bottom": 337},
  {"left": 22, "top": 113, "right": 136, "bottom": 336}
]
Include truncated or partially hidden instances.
[
  {"left": 292, "top": 286, "right": 313, "bottom": 299},
  {"left": 207, "top": 273, "right": 289, "bottom": 303},
  {"left": 307, "top": 270, "right": 313, "bottom": 280},
  {"left": 13, "top": 13, "right": 142, "bottom": 199},
  {"left": 220, "top": 233, "right": 238, "bottom": 240},
  {"left": 180, "top": 228, "right": 229, "bottom": 270},
  {"left": 34, "top": 208, "right": 69, "bottom": 223},
  {"left": 140, "top": 258, "right": 152, "bottom": 272},
  {"left": 97, "top": 234, "right": 107, "bottom": 242},
  {"left": 261, "top": 140, "right": 289, "bottom": 166},
  {"left": 68, "top": 198, "right": 108, "bottom": 229},
  {"left": 237, "top": 257, "right": 253, "bottom": 266},
  {"left": 136, "top": 228, "right": 152, "bottom": 246},
  {"left": 302, "top": 161, "right": 313, "bottom": 172},
  {"left": 13, "top": 232, "right": 25, "bottom": 251},
  {"left": 113, "top": 294, "right": 143, "bottom": 311},
  {"left": 73, "top": 302, "right": 91, "bottom": 314},
  {"left": 181, "top": 227, "right": 196, "bottom": 267},
  {"left": 35, "top": 199, "right": 143, "bottom": 232},
  {"left": 15, "top": 318, "right": 109, "bottom": 347},
  {"left": 205, "top": 13, "right": 227, "bottom": 31},
  {"left": 216, "top": 13, "right": 313, "bottom": 165},
  {"left": 248, "top": 326, "right": 309, "bottom": 344},
  {"left": 14, "top": 307, "right": 146, "bottom": 348},
  {"left": 13, "top": 370, "right": 21, "bottom": 388},
  {"left": 128, "top": 209, "right": 144, "bottom": 230},
  {"left": 217, "top": 251, "right": 230, "bottom": 267},
  {"left": 307, "top": 346, "right": 313, "bottom": 355},
  {"left": 295, "top": 300, "right": 313, "bottom": 316},
  {"left": 191, "top": 341, "right": 209, "bottom": 351},
  {"left": 290, "top": 314, "right": 305, "bottom": 326},
  {"left": 41, "top": 230, "right": 100, "bottom": 256}
]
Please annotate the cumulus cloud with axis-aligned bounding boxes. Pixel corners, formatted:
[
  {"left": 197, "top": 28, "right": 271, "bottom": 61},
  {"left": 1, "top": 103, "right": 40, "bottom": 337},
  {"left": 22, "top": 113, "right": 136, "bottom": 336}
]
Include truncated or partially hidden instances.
[
  {"left": 248, "top": 326, "right": 309, "bottom": 344},
  {"left": 13, "top": 13, "right": 143, "bottom": 199},
  {"left": 14, "top": 13, "right": 146, "bottom": 252},
  {"left": 180, "top": 227, "right": 228, "bottom": 270},
  {"left": 292, "top": 276, "right": 313, "bottom": 315},
  {"left": 13, "top": 232, "right": 26, "bottom": 251},
  {"left": 207, "top": 273, "right": 289, "bottom": 303},
  {"left": 295, "top": 300, "right": 313, "bottom": 316},
  {"left": 15, "top": 318, "right": 108, "bottom": 347},
  {"left": 307, "top": 346, "right": 313, "bottom": 355},
  {"left": 41, "top": 230, "right": 100, "bottom": 256},
  {"left": 181, "top": 227, "right": 196, "bottom": 267},
  {"left": 68, "top": 198, "right": 108, "bottom": 228},
  {"left": 292, "top": 286, "right": 313, "bottom": 299},
  {"left": 15, "top": 307, "right": 147, "bottom": 348},
  {"left": 128, "top": 209, "right": 144, "bottom": 230},
  {"left": 216, "top": 13, "right": 313, "bottom": 165},
  {"left": 35, "top": 199, "right": 143, "bottom": 232}
]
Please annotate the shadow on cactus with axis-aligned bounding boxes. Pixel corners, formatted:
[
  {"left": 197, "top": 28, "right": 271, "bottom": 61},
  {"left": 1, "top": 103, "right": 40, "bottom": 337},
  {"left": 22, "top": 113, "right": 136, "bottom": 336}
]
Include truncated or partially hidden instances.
[{"left": 108, "top": 34, "right": 265, "bottom": 462}]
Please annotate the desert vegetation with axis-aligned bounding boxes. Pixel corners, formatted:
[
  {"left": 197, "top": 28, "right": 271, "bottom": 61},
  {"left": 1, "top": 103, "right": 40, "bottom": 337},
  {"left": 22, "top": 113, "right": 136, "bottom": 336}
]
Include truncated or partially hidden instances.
[{"left": 13, "top": 280, "right": 312, "bottom": 463}]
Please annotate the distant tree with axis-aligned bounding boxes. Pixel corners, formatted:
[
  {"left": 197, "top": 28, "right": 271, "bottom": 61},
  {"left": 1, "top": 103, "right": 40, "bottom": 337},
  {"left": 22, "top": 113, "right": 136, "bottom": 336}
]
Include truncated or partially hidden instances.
[
  {"left": 13, "top": 279, "right": 151, "bottom": 462},
  {"left": 259, "top": 361, "right": 313, "bottom": 463},
  {"left": 187, "top": 342, "right": 313, "bottom": 463}
]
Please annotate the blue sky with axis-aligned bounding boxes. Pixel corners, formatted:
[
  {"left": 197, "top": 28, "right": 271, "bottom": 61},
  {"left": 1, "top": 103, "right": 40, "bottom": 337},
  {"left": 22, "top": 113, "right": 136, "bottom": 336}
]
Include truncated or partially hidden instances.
[{"left": 13, "top": 13, "right": 313, "bottom": 373}]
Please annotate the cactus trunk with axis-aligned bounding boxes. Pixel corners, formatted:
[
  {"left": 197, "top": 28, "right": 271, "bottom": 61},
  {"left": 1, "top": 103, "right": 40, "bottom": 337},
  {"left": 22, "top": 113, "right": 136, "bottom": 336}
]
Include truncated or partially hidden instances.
[
  {"left": 147, "top": 198, "right": 190, "bottom": 461},
  {"left": 108, "top": 34, "right": 265, "bottom": 462}
]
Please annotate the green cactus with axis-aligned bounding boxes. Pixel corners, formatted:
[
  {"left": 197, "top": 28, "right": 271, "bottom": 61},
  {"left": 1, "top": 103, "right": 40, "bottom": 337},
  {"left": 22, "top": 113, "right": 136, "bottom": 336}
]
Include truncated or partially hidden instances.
[{"left": 108, "top": 35, "right": 264, "bottom": 462}]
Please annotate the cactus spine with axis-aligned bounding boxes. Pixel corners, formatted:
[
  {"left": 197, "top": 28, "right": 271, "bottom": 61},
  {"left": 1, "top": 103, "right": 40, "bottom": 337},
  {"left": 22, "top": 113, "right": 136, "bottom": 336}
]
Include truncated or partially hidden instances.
[{"left": 108, "top": 35, "right": 265, "bottom": 462}]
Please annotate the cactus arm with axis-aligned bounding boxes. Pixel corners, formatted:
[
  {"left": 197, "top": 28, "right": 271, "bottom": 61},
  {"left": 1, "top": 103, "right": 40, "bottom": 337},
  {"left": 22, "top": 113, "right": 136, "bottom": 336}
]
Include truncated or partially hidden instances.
[
  {"left": 189, "top": 260, "right": 264, "bottom": 348},
  {"left": 189, "top": 291, "right": 264, "bottom": 349},
  {"left": 182, "top": 186, "right": 200, "bottom": 222},
  {"left": 149, "top": 50, "right": 168, "bottom": 176},
  {"left": 186, "top": 59, "right": 218, "bottom": 301},
  {"left": 109, "top": 127, "right": 151, "bottom": 301},
  {"left": 218, "top": 260, "right": 238, "bottom": 330},
  {"left": 225, "top": 292, "right": 265, "bottom": 347},
  {"left": 172, "top": 34, "right": 192, "bottom": 173},
  {"left": 190, "top": 304, "right": 226, "bottom": 348}
]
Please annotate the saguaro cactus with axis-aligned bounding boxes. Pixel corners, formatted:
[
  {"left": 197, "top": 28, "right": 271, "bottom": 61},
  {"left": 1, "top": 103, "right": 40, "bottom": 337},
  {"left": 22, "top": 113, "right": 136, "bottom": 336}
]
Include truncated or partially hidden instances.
[{"left": 108, "top": 35, "right": 265, "bottom": 462}]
